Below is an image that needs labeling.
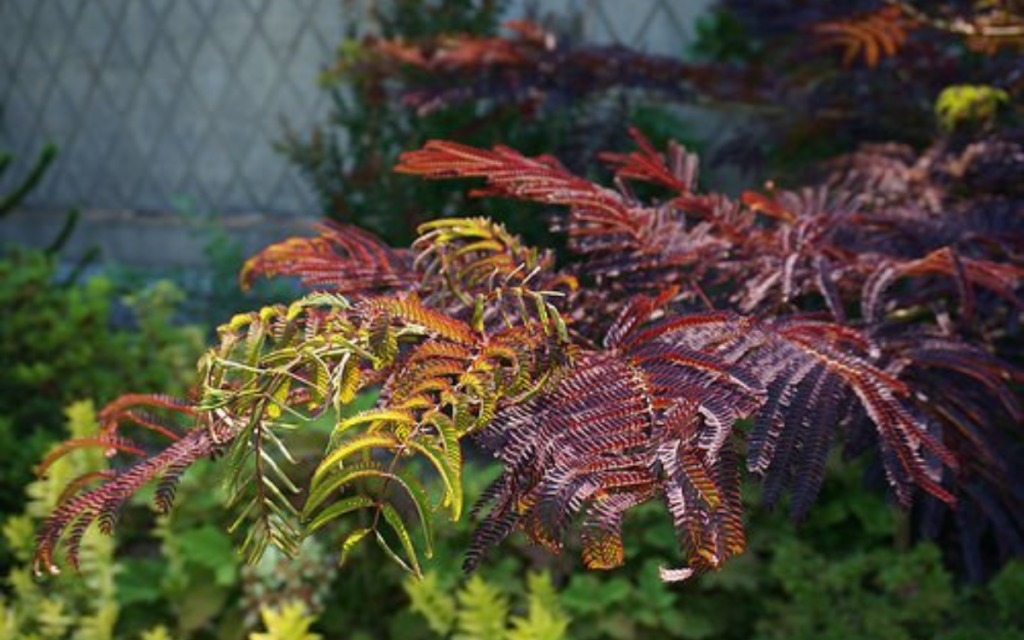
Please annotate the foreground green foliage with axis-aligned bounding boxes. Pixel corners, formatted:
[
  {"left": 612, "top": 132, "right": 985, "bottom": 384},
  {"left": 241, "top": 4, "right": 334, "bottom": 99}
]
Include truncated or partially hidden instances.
[
  {"left": 395, "top": 462, "right": 1024, "bottom": 640},
  {"left": 4, "top": 404, "right": 1021, "bottom": 638},
  {"left": 3, "top": 405, "right": 344, "bottom": 639},
  {"left": 0, "top": 248, "right": 202, "bottom": 516},
  {"left": 406, "top": 571, "right": 571, "bottom": 640},
  {"left": 935, "top": 84, "right": 1011, "bottom": 132},
  {"left": 2, "top": 402, "right": 121, "bottom": 640},
  {"left": 249, "top": 602, "right": 320, "bottom": 640},
  {"left": 1, "top": 144, "right": 56, "bottom": 218}
]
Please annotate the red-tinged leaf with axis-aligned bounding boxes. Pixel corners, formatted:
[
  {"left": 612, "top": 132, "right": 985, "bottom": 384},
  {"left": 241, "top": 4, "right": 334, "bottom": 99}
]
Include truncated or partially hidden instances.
[{"left": 240, "top": 221, "right": 414, "bottom": 295}]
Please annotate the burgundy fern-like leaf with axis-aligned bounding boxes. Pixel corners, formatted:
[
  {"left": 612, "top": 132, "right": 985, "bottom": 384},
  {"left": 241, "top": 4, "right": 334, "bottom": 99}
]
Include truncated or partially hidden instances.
[
  {"left": 397, "top": 141, "right": 640, "bottom": 236},
  {"left": 34, "top": 395, "right": 232, "bottom": 574},
  {"left": 813, "top": 6, "right": 914, "bottom": 68},
  {"left": 97, "top": 393, "right": 193, "bottom": 441},
  {"left": 395, "top": 139, "right": 694, "bottom": 274},
  {"left": 599, "top": 127, "right": 698, "bottom": 194},
  {"left": 624, "top": 311, "right": 960, "bottom": 507},
  {"left": 470, "top": 300, "right": 766, "bottom": 579},
  {"left": 240, "top": 221, "right": 414, "bottom": 295},
  {"left": 865, "top": 247, "right": 1023, "bottom": 322},
  {"left": 397, "top": 139, "right": 726, "bottom": 307}
]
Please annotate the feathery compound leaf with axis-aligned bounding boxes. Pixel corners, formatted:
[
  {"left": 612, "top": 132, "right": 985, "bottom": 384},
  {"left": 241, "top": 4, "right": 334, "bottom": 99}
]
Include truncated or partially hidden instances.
[
  {"left": 36, "top": 129, "right": 1019, "bottom": 586},
  {"left": 33, "top": 396, "right": 228, "bottom": 575},
  {"left": 470, "top": 335, "right": 762, "bottom": 579},
  {"left": 398, "top": 139, "right": 728, "bottom": 311},
  {"left": 358, "top": 296, "right": 477, "bottom": 346},
  {"left": 632, "top": 311, "right": 961, "bottom": 507},
  {"left": 813, "top": 6, "right": 914, "bottom": 68},
  {"left": 864, "top": 247, "right": 1022, "bottom": 323},
  {"left": 413, "top": 217, "right": 573, "bottom": 308},
  {"left": 304, "top": 495, "right": 376, "bottom": 534},
  {"left": 397, "top": 140, "right": 641, "bottom": 238},
  {"left": 599, "top": 127, "right": 698, "bottom": 193},
  {"left": 240, "top": 221, "right": 414, "bottom": 295}
]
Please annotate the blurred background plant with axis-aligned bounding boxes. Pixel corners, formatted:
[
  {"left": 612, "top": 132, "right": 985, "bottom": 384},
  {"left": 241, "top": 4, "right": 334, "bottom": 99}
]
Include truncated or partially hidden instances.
[
  {"left": 0, "top": 140, "right": 203, "bottom": 529},
  {"left": 6, "top": 405, "right": 1020, "bottom": 639},
  {"left": 3, "top": 404, "right": 1021, "bottom": 638},
  {"left": 278, "top": 0, "right": 698, "bottom": 248},
  {"left": 0, "top": 246, "right": 203, "bottom": 521},
  {"left": 281, "top": 0, "right": 1019, "bottom": 250},
  {"left": 102, "top": 197, "right": 298, "bottom": 333},
  {"left": 701, "top": 0, "right": 1021, "bottom": 173}
]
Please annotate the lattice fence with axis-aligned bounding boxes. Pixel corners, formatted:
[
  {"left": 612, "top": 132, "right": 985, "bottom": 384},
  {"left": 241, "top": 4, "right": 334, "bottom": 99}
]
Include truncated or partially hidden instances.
[{"left": 0, "top": 0, "right": 708, "bottom": 217}]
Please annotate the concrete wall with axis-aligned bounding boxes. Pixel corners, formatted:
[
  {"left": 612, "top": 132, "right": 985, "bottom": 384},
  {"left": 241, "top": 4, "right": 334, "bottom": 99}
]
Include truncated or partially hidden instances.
[{"left": 1, "top": 0, "right": 711, "bottom": 266}]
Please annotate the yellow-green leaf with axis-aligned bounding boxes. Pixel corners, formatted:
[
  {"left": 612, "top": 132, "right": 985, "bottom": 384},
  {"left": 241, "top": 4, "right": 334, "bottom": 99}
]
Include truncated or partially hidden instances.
[{"left": 339, "top": 527, "right": 372, "bottom": 567}]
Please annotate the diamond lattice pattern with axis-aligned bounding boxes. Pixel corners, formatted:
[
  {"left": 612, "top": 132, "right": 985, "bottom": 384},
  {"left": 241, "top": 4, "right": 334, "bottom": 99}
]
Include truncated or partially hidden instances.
[{"left": 0, "top": 0, "right": 707, "bottom": 216}]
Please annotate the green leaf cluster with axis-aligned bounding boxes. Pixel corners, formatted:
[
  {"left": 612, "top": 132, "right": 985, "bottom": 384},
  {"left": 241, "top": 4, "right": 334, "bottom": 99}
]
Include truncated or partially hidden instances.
[
  {"left": 1, "top": 402, "right": 120, "bottom": 640},
  {"left": 249, "top": 602, "right": 321, "bottom": 640},
  {"left": 2, "top": 401, "right": 338, "bottom": 640},
  {"left": 935, "top": 84, "right": 1010, "bottom": 131},
  {"left": 405, "top": 571, "right": 570, "bottom": 640},
  {"left": 9, "top": 409, "right": 1021, "bottom": 639},
  {"left": 0, "top": 249, "right": 203, "bottom": 517},
  {"left": 389, "top": 460, "right": 1024, "bottom": 640}
]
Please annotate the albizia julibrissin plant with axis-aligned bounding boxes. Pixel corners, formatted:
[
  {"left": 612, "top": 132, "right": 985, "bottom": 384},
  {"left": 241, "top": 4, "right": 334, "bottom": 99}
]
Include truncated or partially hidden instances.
[{"left": 34, "top": 131, "right": 1021, "bottom": 584}]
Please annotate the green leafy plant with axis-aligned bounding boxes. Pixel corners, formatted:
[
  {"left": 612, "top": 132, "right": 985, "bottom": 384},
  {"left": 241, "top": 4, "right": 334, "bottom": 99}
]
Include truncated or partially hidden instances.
[
  {"left": 1, "top": 144, "right": 56, "bottom": 217},
  {"left": 0, "top": 144, "right": 201, "bottom": 530},
  {"left": 1, "top": 402, "right": 120, "bottom": 640},
  {"left": 935, "top": 84, "right": 1011, "bottom": 131},
  {"left": 0, "top": 249, "right": 202, "bottom": 516},
  {"left": 280, "top": 0, "right": 512, "bottom": 245},
  {"left": 4, "top": 401, "right": 335, "bottom": 639},
  {"left": 139, "top": 627, "right": 175, "bottom": 640},
  {"left": 405, "top": 571, "right": 570, "bottom": 640},
  {"left": 249, "top": 602, "right": 321, "bottom": 640},
  {"left": 239, "top": 539, "right": 338, "bottom": 629},
  {"left": 0, "top": 143, "right": 100, "bottom": 274}
]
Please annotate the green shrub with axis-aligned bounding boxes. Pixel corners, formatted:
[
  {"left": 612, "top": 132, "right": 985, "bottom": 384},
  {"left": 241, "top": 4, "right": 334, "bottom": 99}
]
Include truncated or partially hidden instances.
[
  {"left": 935, "top": 84, "right": 1010, "bottom": 132},
  {"left": 0, "top": 248, "right": 202, "bottom": 515},
  {"left": 406, "top": 571, "right": 571, "bottom": 640},
  {"left": 1, "top": 402, "right": 120, "bottom": 640},
  {"left": 395, "top": 460, "right": 1023, "bottom": 640},
  {"left": 3, "top": 403, "right": 312, "bottom": 639},
  {"left": 11, "top": 408, "right": 1019, "bottom": 639},
  {"left": 249, "top": 602, "right": 321, "bottom": 640}
]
